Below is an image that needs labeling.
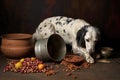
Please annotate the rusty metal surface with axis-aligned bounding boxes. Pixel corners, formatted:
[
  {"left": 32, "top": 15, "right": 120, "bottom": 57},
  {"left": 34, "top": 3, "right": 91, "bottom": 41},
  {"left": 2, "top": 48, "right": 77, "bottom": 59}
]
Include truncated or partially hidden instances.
[{"left": 0, "top": 52, "right": 120, "bottom": 80}]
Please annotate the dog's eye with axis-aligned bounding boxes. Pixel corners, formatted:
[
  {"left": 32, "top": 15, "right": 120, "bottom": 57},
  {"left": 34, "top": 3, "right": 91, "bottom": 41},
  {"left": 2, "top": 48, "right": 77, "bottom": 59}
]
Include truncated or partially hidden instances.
[{"left": 86, "top": 39, "right": 90, "bottom": 42}]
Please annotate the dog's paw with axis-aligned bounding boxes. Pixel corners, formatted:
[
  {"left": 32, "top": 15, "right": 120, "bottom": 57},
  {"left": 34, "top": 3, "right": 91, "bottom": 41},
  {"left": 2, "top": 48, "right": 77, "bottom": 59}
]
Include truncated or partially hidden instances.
[{"left": 86, "top": 56, "right": 95, "bottom": 63}]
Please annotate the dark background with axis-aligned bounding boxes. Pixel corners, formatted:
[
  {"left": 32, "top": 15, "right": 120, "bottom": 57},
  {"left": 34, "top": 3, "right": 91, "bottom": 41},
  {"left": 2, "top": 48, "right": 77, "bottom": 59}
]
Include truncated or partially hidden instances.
[{"left": 0, "top": 0, "right": 120, "bottom": 50}]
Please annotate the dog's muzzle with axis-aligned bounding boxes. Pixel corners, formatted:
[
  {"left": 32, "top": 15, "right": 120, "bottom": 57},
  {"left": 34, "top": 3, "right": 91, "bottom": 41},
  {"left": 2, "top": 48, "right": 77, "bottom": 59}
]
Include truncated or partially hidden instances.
[{"left": 88, "top": 48, "right": 95, "bottom": 54}]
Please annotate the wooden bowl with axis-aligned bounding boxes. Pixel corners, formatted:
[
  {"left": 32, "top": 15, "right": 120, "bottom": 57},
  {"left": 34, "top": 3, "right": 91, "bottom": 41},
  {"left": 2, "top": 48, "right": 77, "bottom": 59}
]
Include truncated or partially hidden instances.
[
  {"left": 64, "top": 54, "right": 84, "bottom": 63},
  {"left": 1, "top": 33, "right": 34, "bottom": 59},
  {"left": 101, "top": 47, "right": 113, "bottom": 58}
]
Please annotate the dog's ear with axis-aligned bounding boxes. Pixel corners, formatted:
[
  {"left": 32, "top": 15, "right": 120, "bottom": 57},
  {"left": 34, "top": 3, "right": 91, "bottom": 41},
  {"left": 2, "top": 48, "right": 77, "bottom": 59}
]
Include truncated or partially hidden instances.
[{"left": 76, "top": 25, "right": 89, "bottom": 48}]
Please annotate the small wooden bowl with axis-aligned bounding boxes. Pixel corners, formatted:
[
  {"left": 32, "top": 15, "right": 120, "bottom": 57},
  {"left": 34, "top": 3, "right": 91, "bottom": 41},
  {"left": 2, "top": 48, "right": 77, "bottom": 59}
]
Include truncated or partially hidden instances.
[
  {"left": 1, "top": 33, "right": 34, "bottom": 59},
  {"left": 101, "top": 47, "right": 113, "bottom": 58}
]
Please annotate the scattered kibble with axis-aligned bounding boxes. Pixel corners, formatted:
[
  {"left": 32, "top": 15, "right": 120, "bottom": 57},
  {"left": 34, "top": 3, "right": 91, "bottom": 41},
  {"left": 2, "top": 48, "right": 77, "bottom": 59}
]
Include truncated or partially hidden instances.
[
  {"left": 3, "top": 57, "right": 51, "bottom": 74},
  {"left": 31, "top": 57, "right": 36, "bottom": 61},
  {"left": 66, "top": 72, "right": 72, "bottom": 76},
  {"left": 45, "top": 69, "right": 56, "bottom": 76},
  {"left": 3, "top": 55, "right": 90, "bottom": 77},
  {"left": 61, "top": 55, "right": 89, "bottom": 71}
]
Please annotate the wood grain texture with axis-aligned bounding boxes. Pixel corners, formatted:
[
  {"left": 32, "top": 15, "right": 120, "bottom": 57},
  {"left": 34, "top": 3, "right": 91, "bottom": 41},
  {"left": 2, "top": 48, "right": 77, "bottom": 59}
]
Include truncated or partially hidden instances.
[{"left": 0, "top": 0, "right": 120, "bottom": 43}]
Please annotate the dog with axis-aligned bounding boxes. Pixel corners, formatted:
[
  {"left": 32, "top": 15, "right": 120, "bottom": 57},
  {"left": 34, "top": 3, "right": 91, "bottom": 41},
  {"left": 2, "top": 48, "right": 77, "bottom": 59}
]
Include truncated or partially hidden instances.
[{"left": 33, "top": 16, "right": 100, "bottom": 63}]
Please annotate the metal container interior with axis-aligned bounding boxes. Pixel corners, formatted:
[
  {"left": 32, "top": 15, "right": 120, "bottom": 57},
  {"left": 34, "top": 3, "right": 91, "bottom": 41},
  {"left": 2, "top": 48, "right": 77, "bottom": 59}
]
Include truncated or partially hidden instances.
[{"left": 35, "top": 34, "right": 66, "bottom": 61}]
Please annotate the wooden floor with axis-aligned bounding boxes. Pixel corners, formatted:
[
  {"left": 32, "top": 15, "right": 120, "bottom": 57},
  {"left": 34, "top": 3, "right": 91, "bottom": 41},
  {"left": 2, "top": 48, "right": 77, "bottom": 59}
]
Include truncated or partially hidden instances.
[{"left": 0, "top": 51, "right": 120, "bottom": 80}]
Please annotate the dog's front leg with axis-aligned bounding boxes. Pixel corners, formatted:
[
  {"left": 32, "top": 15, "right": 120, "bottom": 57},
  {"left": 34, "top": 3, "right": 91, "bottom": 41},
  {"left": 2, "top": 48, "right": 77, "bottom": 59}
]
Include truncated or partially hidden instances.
[
  {"left": 79, "top": 47, "right": 94, "bottom": 63},
  {"left": 72, "top": 42, "right": 94, "bottom": 63}
]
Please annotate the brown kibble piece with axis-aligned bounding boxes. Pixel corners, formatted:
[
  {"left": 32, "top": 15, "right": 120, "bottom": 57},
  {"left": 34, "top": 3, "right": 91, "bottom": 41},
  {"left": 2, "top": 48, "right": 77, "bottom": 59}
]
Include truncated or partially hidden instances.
[
  {"left": 82, "top": 62, "right": 90, "bottom": 68},
  {"left": 72, "top": 75, "right": 77, "bottom": 79},
  {"left": 45, "top": 69, "right": 56, "bottom": 76},
  {"left": 66, "top": 72, "right": 72, "bottom": 76},
  {"left": 55, "top": 64, "right": 60, "bottom": 68}
]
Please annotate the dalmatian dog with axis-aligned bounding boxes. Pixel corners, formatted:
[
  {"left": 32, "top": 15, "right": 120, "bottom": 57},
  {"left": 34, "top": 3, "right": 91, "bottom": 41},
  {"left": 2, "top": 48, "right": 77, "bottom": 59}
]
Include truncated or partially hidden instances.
[{"left": 33, "top": 16, "right": 100, "bottom": 63}]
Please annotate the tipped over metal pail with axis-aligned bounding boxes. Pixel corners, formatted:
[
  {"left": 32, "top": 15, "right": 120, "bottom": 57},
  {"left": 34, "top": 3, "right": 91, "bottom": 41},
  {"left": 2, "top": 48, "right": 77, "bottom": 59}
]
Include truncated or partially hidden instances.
[{"left": 35, "top": 34, "right": 66, "bottom": 61}]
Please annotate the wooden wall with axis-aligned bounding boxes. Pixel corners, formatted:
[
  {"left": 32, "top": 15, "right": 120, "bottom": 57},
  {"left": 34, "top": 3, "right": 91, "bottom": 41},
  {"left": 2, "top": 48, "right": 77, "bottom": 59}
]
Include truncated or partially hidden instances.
[{"left": 0, "top": 0, "right": 120, "bottom": 48}]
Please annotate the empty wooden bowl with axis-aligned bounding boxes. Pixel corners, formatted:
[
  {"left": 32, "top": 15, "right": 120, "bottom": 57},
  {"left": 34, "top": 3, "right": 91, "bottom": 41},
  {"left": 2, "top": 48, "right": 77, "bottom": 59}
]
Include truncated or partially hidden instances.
[
  {"left": 1, "top": 33, "right": 34, "bottom": 59},
  {"left": 101, "top": 47, "right": 113, "bottom": 58}
]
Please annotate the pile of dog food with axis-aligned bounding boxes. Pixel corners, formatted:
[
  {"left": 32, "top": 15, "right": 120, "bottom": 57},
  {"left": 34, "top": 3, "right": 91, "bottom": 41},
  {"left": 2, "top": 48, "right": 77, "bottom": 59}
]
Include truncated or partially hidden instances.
[
  {"left": 61, "top": 54, "right": 90, "bottom": 71},
  {"left": 3, "top": 55, "right": 90, "bottom": 77},
  {"left": 3, "top": 57, "right": 56, "bottom": 76}
]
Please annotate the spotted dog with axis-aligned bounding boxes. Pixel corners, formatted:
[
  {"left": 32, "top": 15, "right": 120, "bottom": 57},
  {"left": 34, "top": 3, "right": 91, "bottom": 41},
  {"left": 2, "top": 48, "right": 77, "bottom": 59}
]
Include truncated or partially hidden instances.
[{"left": 33, "top": 16, "right": 100, "bottom": 63}]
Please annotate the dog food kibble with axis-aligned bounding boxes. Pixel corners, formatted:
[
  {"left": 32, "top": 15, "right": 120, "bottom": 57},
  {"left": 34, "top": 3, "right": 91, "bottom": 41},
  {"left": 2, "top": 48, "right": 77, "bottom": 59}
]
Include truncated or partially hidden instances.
[
  {"left": 72, "top": 75, "right": 77, "bottom": 79},
  {"left": 31, "top": 57, "right": 36, "bottom": 61},
  {"left": 66, "top": 72, "right": 72, "bottom": 76},
  {"left": 45, "top": 69, "right": 56, "bottom": 76},
  {"left": 82, "top": 62, "right": 90, "bottom": 68},
  {"left": 61, "top": 54, "right": 89, "bottom": 71},
  {"left": 64, "top": 54, "right": 84, "bottom": 63},
  {"left": 3, "top": 54, "right": 90, "bottom": 77},
  {"left": 3, "top": 57, "right": 51, "bottom": 74}
]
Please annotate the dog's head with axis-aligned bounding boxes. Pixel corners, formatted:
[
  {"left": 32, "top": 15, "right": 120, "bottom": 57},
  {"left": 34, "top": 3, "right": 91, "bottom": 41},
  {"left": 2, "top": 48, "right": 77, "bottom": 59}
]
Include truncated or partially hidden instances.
[{"left": 76, "top": 25, "right": 100, "bottom": 54}]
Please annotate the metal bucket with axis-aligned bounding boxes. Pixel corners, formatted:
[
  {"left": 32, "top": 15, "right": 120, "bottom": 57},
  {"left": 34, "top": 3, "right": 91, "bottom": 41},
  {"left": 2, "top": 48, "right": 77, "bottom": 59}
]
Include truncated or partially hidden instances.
[{"left": 35, "top": 34, "right": 66, "bottom": 61}]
